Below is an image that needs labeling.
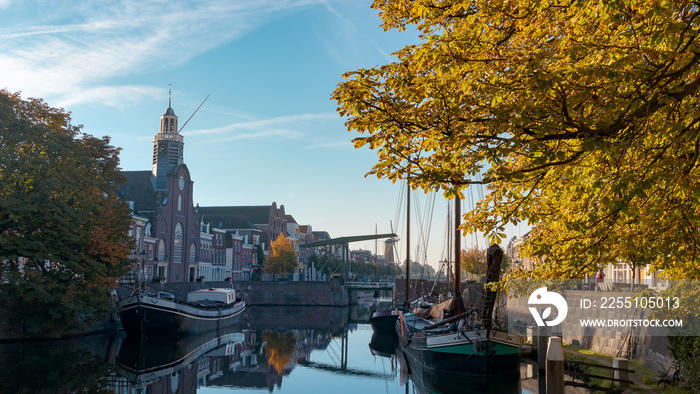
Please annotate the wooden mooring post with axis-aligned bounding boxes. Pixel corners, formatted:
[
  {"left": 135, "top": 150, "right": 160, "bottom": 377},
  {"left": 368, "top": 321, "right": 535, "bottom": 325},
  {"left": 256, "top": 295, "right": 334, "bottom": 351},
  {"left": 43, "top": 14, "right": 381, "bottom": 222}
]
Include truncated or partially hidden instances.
[
  {"left": 546, "top": 336, "right": 565, "bottom": 394},
  {"left": 538, "top": 324, "right": 550, "bottom": 371},
  {"left": 612, "top": 357, "right": 629, "bottom": 390}
]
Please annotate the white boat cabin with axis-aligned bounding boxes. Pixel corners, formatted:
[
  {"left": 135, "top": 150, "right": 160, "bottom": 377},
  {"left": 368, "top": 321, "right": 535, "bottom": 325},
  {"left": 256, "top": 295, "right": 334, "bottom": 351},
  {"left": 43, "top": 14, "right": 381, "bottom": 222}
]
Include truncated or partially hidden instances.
[{"left": 187, "top": 288, "right": 237, "bottom": 304}]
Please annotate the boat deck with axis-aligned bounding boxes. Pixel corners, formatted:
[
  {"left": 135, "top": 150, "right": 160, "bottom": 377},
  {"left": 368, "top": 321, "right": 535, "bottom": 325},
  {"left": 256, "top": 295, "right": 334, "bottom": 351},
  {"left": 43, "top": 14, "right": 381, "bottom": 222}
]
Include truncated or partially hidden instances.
[{"left": 404, "top": 313, "right": 463, "bottom": 336}]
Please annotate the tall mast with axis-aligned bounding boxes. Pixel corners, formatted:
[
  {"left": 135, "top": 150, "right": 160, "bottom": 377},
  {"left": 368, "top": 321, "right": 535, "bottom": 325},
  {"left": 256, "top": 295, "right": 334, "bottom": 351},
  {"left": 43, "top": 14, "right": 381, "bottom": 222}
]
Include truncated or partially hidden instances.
[
  {"left": 447, "top": 200, "right": 452, "bottom": 284},
  {"left": 454, "top": 195, "right": 461, "bottom": 293},
  {"left": 405, "top": 175, "right": 411, "bottom": 301},
  {"left": 374, "top": 223, "right": 378, "bottom": 282},
  {"left": 451, "top": 194, "right": 464, "bottom": 313}
]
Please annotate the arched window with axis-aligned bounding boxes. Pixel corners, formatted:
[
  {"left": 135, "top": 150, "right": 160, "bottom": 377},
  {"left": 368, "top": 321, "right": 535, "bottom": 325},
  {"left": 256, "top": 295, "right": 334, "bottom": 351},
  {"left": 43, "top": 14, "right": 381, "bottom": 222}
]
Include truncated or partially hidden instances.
[
  {"left": 173, "top": 223, "right": 183, "bottom": 264},
  {"left": 189, "top": 243, "right": 197, "bottom": 263},
  {"left": 178, "top": 195, "right": 182, "bottom": 211},
  {"left": 158, "top": 239, "right": 166, "bottom": 261}
]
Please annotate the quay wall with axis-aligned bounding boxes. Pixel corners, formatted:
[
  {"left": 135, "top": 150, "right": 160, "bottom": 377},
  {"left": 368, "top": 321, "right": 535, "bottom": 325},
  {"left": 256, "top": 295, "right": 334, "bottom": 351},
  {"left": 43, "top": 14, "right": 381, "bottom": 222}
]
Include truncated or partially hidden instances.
[
  {"left": 232, "top": 279, "right": 347, "bottom": 306},
  {"left": 118, "top": 278, "right": 348, "bottom": 307},
  {"left": 508, "top": 290, "right": 674, "bottom": 372}
]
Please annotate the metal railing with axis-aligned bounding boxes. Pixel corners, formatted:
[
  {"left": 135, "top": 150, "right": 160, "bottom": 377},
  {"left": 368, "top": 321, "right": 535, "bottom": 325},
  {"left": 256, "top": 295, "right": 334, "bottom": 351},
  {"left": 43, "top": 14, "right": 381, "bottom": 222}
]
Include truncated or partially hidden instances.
[{"left": 345, "top": 281, "right": 394, "bottom": 288}]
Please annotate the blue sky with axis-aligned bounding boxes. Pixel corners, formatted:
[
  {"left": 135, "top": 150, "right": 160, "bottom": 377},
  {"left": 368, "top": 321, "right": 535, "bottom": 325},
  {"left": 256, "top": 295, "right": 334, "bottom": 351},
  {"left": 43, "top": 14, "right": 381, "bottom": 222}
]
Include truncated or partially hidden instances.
[{"left": 0, "top": 0, "right": 526, "bottom": 270}]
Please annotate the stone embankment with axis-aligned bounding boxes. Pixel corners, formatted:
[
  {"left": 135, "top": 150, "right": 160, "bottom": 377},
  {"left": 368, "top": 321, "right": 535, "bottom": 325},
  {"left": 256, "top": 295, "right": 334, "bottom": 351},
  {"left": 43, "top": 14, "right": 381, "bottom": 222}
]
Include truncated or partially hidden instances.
[
  {"left": 508, "top": 289, "right": 674, "bottom": 372},
  {"left": 119, "top": 278, "right": 348, "bottom": 306}
]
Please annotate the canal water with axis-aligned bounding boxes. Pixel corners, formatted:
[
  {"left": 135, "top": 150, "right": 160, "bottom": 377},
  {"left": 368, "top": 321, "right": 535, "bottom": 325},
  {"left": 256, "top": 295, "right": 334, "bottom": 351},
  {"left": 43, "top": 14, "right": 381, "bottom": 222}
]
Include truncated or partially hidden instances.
[{"left": 0, "top": 299, "right": 550, "bottom": 394}]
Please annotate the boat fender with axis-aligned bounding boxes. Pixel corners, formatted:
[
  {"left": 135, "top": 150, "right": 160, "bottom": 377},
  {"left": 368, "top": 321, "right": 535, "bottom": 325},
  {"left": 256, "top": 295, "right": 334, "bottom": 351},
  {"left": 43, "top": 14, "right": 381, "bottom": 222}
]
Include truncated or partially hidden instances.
[{"left": 457, "top": 319, "right": 466, "bottom": 338}]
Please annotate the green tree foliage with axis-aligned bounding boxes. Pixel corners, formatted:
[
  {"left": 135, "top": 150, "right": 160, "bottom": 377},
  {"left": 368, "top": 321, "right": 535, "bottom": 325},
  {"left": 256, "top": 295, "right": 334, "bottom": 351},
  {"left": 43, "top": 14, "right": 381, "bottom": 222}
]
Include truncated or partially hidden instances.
[
  {"left": 332, "top": 0, "right": 700, "bottom": 279},
  {"left": 667, "top": 336, "right": 700, "bottom": 391},
  {"left": 0, "top": 90, "right": 132, "bottom": 337},
  {"left": 251, "top": 244, "right": 266, "bottom": 281},
  {"left": 265, "top": 234, "right": 298, "bottom": 277}
]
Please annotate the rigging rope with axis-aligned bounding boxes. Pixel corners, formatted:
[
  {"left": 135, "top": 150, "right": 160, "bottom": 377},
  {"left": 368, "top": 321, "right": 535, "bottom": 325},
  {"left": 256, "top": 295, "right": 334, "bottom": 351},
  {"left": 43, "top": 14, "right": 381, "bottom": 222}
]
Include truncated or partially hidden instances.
[{"left": 392, "top": 179, "right": 405, "bottom": 265}]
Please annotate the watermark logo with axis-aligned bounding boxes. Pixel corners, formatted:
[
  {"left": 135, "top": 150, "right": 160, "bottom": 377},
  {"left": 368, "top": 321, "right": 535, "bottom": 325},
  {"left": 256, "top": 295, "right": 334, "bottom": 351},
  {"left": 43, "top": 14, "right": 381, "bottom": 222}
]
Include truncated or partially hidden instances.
[{"left": 528, "top": 287, "right": 568, "bottom": 327}]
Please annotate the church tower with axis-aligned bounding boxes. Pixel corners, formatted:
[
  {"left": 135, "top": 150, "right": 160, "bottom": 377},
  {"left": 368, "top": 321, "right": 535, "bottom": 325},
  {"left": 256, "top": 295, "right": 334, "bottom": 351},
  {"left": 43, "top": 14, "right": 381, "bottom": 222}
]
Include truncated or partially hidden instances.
[{"left": 152, "top": 89, "right": 184, "bottom": 191}]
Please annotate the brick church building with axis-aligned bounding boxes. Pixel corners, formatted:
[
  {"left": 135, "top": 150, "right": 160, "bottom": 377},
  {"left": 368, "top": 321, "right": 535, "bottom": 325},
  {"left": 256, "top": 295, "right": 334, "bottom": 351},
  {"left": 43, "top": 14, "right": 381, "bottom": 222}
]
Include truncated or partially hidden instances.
[
  {"left": 117, "top": 97, "right": 322, "bottom": 284},
  {"left": 117, "top": 98, "right": 202, "bottom": 283}
]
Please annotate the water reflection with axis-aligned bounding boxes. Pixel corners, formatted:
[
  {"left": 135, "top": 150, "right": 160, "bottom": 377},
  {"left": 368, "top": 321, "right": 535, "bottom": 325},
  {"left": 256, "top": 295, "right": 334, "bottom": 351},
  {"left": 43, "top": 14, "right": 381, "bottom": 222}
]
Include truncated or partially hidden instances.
[
  {"left": 395, "top": 345, "right": 522, "bottom": 394},
  {"left": 0, "top": 332, "right": 118, "bottom": 393},
  {"left": 109, "top": 324, "right": 333, "bottom": 392},
  {"left": 0, "top": 300, "right": 539, "bottom": 393},
  {"left": 368, "top": 330, "right": 523, "bottom": 394},
  {"left": 113, "top": 326, "right": 249, "bottom": 390}
]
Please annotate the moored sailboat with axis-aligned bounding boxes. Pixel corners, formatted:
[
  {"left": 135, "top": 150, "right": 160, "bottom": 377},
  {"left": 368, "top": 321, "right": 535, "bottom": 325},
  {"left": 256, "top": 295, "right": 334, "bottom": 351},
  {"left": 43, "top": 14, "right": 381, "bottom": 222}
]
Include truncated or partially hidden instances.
[{"left": 395, "top": 196, "right": 522, "bottom": 377}]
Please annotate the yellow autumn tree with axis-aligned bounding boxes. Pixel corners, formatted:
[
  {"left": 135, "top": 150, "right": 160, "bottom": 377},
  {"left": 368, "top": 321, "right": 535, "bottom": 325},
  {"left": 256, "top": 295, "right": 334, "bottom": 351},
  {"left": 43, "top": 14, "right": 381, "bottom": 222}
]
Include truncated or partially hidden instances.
[
  {"left": 333, "top": 0, "right": 700, "bottom": 280},
  {"left": 262, "top": 331, "right": 297, "bottom": 373},
  {"left": 460, "top": 247, "right": 487, "bottom": 279},
  {"left": 265, "top": 234, "right": 298, "bottom": 278}
]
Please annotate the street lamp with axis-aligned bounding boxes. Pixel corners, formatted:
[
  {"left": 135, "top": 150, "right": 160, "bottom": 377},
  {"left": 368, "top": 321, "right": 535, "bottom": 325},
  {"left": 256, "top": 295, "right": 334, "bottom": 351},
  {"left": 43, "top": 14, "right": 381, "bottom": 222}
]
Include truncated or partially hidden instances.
[{"left": 139, "top": 250, "right": 146, "bottom": 287}]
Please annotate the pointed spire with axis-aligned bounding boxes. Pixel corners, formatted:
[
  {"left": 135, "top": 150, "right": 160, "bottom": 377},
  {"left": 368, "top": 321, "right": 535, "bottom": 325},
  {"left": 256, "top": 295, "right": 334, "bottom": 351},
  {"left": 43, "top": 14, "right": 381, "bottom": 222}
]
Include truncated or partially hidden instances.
[{"left": 163, "top": 84, "right": 176, "bottom": 116}]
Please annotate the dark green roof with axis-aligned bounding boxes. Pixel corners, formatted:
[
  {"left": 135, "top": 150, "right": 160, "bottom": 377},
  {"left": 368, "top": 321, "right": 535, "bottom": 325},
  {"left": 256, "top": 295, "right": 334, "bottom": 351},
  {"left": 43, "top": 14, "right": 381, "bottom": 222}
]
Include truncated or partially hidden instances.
[
  {"left": 117, "top": 171, "right": 158, "bottom": 213},
  {"left": 198, "top": 206, "right": 272, "bottom": 226}
]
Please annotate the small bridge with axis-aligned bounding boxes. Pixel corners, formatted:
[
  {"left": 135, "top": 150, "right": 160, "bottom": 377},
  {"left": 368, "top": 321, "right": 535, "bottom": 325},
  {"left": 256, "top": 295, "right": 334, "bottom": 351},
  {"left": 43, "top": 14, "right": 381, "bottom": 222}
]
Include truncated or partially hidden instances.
[
  {"left": 345, "top": 281, "right": 394, "bottom": 305},
  {"left": 345, "top": 281, "right": 394, "bottom": 291},
  {"left": 300, "top": 233, "right": 398, "bottom": 280}
]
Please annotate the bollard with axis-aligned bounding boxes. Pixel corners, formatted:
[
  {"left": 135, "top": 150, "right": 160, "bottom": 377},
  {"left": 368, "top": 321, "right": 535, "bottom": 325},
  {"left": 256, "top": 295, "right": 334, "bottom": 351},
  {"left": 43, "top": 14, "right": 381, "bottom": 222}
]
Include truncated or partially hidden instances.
[
  {"left": 546, "top": 336, "right": 564, "bottom": 394},
  {"left": 538, "top": 325, "right": 550, "bottom": 371},
  {"left": 612, "top": 357, "right": 629, "bottom": 389}
]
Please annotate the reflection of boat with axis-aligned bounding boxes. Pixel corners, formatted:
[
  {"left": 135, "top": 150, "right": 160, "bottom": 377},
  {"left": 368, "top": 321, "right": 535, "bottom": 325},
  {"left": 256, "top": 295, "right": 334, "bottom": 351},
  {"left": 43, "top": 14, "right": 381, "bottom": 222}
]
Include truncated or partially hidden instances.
[
  {"left": 368, "top": 331, "right": 398, "bottom": 358},
  {"left": 118, "top": 287, "right": 245, "bottom": 337},
  {"left": 115, "top": 325, "right": 245, "bottom": 386}
]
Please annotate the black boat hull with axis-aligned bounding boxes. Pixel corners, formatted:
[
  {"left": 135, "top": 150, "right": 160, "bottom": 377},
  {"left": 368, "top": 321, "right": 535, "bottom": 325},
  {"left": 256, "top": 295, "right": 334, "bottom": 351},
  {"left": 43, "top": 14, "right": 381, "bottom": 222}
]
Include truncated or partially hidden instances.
[
  {"left": 369, "top": 310, "right": 399, "bottom": 335},
  {"left": 395, "top": 313, "right": 521, "bottom": 378},
  {"left": 118, "top": 293, "right": 245, "bottom": 337},
  {"left": 399, "top": 336, "right": 521, "bottom": 378}
]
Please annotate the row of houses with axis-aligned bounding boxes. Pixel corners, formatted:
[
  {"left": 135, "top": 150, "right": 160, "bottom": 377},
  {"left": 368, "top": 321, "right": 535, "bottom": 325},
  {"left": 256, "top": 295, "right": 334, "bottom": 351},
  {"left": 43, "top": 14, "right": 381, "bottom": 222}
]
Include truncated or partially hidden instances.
[
  {"left": 506, "top": 234, "right": 669, "bottom": 290},
  {"left": 117, "top": 101, "right": 335, "bottom": 284}
]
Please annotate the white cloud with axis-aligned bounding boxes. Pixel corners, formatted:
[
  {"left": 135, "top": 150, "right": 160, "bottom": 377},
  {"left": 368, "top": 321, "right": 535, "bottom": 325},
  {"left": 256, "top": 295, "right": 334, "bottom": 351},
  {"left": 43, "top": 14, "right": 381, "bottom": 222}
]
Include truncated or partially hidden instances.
[
  {"left": 184, "top": 112, "right": 336, "bottom": 136},
  {"left": 303, "top": 140, "right": 352, "bottom": 149},
  {"left": 319, "top": 0, "right": 393, "bottom": 67},
  {"left": 0, "top": 0, "right": 322, "bottom": 107},
  {"left": 202, "top": 128, "right": 304, "bottom": 144},
  {"left": 58, "top": 85, "right": 162, "bottom": 109}
]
